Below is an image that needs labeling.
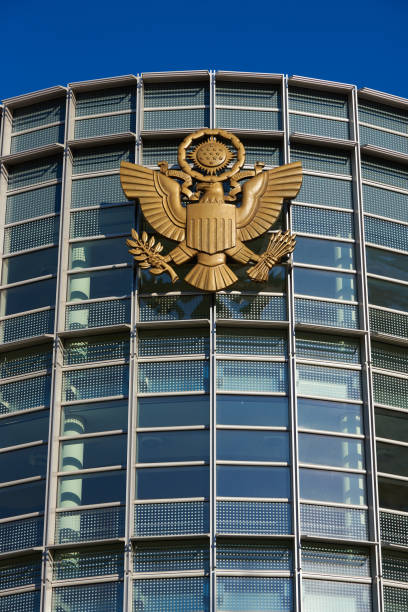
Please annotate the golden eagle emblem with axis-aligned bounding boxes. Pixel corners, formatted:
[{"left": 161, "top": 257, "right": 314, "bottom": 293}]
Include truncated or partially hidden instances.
[{"left": 120, "top": 129, "right": 302, "bottom": 291}]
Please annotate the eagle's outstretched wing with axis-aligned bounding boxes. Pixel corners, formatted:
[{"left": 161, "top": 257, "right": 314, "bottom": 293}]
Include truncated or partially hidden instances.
[
  {"left": 120, "top": 162, "right": 186, "bottom": 242},
  {"left": 236, "top": 161, "right": 303, "bottom": 242}
]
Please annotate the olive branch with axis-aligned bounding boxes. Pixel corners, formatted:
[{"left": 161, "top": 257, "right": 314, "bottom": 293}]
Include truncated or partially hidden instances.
[{"left": 127, "top": 229, "right": 179, "bottom": 283}]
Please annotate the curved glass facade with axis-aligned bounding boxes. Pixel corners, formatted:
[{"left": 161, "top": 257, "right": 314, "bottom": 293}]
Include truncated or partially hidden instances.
[{"left": 0, "top": 71, "right": 407, "bottom": 611}]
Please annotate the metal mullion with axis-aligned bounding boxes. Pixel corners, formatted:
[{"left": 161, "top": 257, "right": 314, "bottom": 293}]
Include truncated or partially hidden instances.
[
  {"left": 210, "top": 289, "right": 216, "bottom": 612},
  {"left": 292, "top": 200, "right": 353, "bottom": 214},
  {"left": 284, "top": 73, "right": 302, "bottom": 612},
  {"left": 41, "top": 86, "right": 74, "bottom": 612},
  {"left": 210, "top": 70, "right": 215, "bottom": 129},
  {"left": 123, "top": 81, "right": 140, "bottom": 612},
  {"left": 353, "top": 85, "right": 384, "bottom": 612}
]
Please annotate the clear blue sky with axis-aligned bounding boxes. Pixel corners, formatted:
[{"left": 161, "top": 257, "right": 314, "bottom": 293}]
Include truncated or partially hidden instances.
[{"left": 1, "top": 0, "right": 407, "bottom": 101}]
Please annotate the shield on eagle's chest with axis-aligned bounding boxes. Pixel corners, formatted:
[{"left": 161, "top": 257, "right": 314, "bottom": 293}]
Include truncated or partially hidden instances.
[{"left": 186, "top": 202, "right": 236, "bottom": 254}]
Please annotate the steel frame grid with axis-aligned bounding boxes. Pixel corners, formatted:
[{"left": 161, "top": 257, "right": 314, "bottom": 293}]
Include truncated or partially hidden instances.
[{"left": 0, "top": 71, "right": 407, "bottom": 611}]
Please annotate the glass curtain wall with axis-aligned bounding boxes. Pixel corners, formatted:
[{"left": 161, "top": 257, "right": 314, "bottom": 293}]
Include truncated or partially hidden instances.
[{"left": 0, "top": 72, "right": 407, "bottom": 611}]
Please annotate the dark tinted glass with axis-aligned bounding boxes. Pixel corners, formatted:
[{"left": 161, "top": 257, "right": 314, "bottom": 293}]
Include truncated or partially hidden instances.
[
  {"left": 366, "top": 246, "right": 408, "bottom": 283},
  {"left": 379, "top": 477, "right": 408, "bottom": 512},
  {"left": 294, "top": 268, "right": 356, "bottom": 301},
  {"left": 61, "top": 400, "right": 128, "bottom": 435},
  {"left": 298, "top": 398, "right": 363, "bottom": 435},
  {"left": 2, "top": 247, "right": 58, "bottom": 284},
  {"left": 0, "top": 480, "right": 45, "bottom": 518},
  {"left": 0, "top": 444, "right": 48, "bottom": 483},
  {"left": 137, "top": 430, "right": 209, "bottom": 463},
  {"left": 368, "top": 277, "right": 408, "bottom": 312},
  {"left": 69, "top": 237, "right": 131, "bottom": 269},
  {"left": 376, "top": 441, "right": 408, "bottom": 477},
  {"left": 217, "top": 431, "right": 289, "bottom": 462},
  {"left": 217, "top": 395, "right": 288, "bottom": 427},
  {"left": 294, "top": 237, "right": 355, "bottom": 270},
  {"left": 0, "top": 411, "right": 49, "bottom": 448},
  {"left": 217, "top": 466, "right": 290, "bottom": 498},
  {"left": 375, "top": 408, "right": 408, "bottom": 444},
  {"left": 68, "top": 268, "right": 132, "bottom": 301},
  {"left": 60, "top": 435, "right": 127, "bottom": 471},
  {"left": 58, "top": 470, "right": 126, "bottom": 507},
  {"left": 136, "top": 466, "right": 209, "bottom": 499},
  {"left": 138, "top": 395, "right": 209, "bottom": 428},
  {"left": 0, "top": 278, "right": 56, "bottom": 315}
]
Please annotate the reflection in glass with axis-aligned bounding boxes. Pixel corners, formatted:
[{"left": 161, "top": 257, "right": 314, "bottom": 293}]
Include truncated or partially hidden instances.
[
  {"left": 217, "top": 431, "right": 289, "bottom": 462},
  {"left": 137, "top": 430, "right": 209, "bottom": 463},
  {"left": 0, "top": 480, "right": 45, "bottom": 518},
  {"left": 58, "top": 470, "right": 126, "bottom": 508},
  {"left": 60, "top": 435, "right": 127, "bottom": 471},
  {"left": 300, "top": 468, "right": 366, "bottom": 505},
  {"left": 0, "top": 411, "right": 49, "bottom": 448},
  {"left": 2, "top": 247, "right": 58, "bottom": 285},
  {"left": 68, "top": 268, "right": 132, "bottom": 302},
  {"left": 299, "top": 433, "right": 364, "bottom": 469},
  {"left": 136, "top": 466, "right": 209, "bottom": 499},
  {"left": 69, "top": 237, "right": 131, "bottom": 269},
  {"left": 0, "top": 444, "right": 48, "bottom": 483},
  {"left": 368, "top": 277, "right": 408, "bottom": 312},
  {"left": 137, "top": 395, "right": 209, "bottom": 428},
  {"left": 375, "top": 408, "right": 408, "bottom": 444},
  {"left": 376, "top": 441, "right": 408, "bottom": 477},
  {"left": 217, "top": 395, "right": 288, "bottom": 427},
  {"left": 298, "top": 398, "right": 363, "bottom": 434},
  {"left": 379, "top": 477, "right": 408, "bottom": 512},
  {"left": 294, "top": 268, "right": 356, "bottom": 301},
  {"left": 61, "top": 400, "right": 128, "bottom": 436},
  {"left": 294, "top": 237, "right": 355, "bottom": 270},
  {"left": 217, "top": 466, "right": 290, "bottom": 499},
  {"left": 366, "top": 246, "right": 408, "bottom": 283},
  {"left": 0, "top": 278, "right": 56, "bottom": 316}
]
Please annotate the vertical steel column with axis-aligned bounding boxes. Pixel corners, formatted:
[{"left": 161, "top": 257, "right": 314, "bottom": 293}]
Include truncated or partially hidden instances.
[
  {"left": 123, "top": 74, "right": 141, "bottom": 612},
  {"left": 283, "top": 75, "right": 302, "bottom": 612},
  {"left": 41, "top": 86, "right": 74, "bottom": 612},
  {"left": 351, "top": 86, "right": 383, "bottom": 612},
  {"left": 210, "top": 70, "right": 216, "bottom": 130}
]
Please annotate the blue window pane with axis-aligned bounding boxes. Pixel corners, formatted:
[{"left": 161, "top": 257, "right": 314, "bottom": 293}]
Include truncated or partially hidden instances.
[
  {"left": 137, "top": 395, "right": 209, "bottom": 428},
  {"left": 217, "top": 431, "right": 289, "bottom": 462},
  {"left": 294, "top": 237, "right": 355, "bottom": 270},
  {"left": 368, "top": 277, "right": 408, "bottom": 312},
  {"left": 68, "top": 268, "right": 132, "bottom": 302},
  {"left": 379, "top": 476, "right": 408, "bottom": 512},
  {"left": 366, "top": 246, "right": 408, "bottom": 283},
  {"left": 217, "top": 539, "right": 292, "bottom": 571},
  {"left": 298, "top": 398, "right": 363, "bottom": 435},
  {"left": 294, "top": 268, "right": 357, "bottom": 301},
  {"left": 217, "top": 395, "right": 288, "bottom": 427},
  {"left": 217, "top": 360, "right": 287, "bottom": 393},
  {"left": 217, "top": 466, "right": 290, "bottom": 499},
  {"left": 58, "top": 470, "right": 126, "bottom": 508},
  {"left": 137, "top": 430, "right": 209, "bottom": 463},
  {"left": 60, "top": 435, "right": 127, "bottom": 471},
  {"left": 299, "top": 433, "right": 365, "bottom": 469},
  {"left": 136, "top": 466, "right": 209, "bottom": 500},
  {"left": 0, "top": 480, "right": 45, "bottom": 518},
  {"left": 0, "top": 444, "right": 48, "bottom": 483},
  {"left": 0, "top": 278, "right": 56, "bottom": 316},
  {"left": 300, "top": 468, "right": 366, "bottom": 505},
  {"left": 2, "top": 247, "right": 59, "bottom": 285},
  {"left": 61, "top": 400, "right": 128, "bottom": 436},
  {"left": 0, "top": 411, "right": 49, "bottom": 448}
]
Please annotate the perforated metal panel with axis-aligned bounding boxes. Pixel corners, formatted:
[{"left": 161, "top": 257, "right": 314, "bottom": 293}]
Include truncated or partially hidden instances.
[
  {"left": 139, "top": 294, "right": 210, "bottom": 321},
  {"left": 71, "top": 174, "right": 127, "bottom": 208},
  {"left": 6, "top": 183, "right": 61, "bottom": 223},
  {"left": 4, "top": 216, "right": 59, "bottom": 253},
  {"left": 302, "top": 579, "right": 371, "bottom": 612},
  {"left": 11, "top": 123, "right": 65, "bottom": 154},
  {"left": 217, "top": 576, "right": 293, "bottom": 611},
  {"left": 290, "top": 113, "right": 350, "bottom": 139},
  {"left": 75, "top": 112, "right": 136, "bottom": 139},
  {"left": 138, "top": 360, "right": 209, "bottom": 393},
  {"left": 217, "top": 108, "right": 281, "bottom": 130},
  {"left": 134, "top": 501, "right": 209, "bottom": 537},
  {"left": 72, "top": 145, "right": 133, "bottom": 174},
  {"left": 296, "top": 173, "right": 353, "bottom": 209},
  {"left": 55, "top": 506, "right": 125, "bottom": 544},
  {"left": 133, "top": 577, "right": 209, "bottom": 612},
  {"left": 0, "top": 516, "right": 44, "bottom": 553},
  {"left": 373, "top": 372, "right": 408, "bottom": 409},
  {"left": 0, "top": 309, "right": 54, "bottom": 344},
  {"left": 380, "top": 510, "right": 408, "bottom": 547},
  {"left": 369, "top": 307, "right": 408, "bottom": 339},
  {"left": 360, "top": 124, "right": 408, "bottom": 155},
  {"left": 289, "top": 87, "right": 349, "bottom": 118},
  {"left": 217, "top": 501, "right": 291, "bottom": 535},
  {"left": 65, "top": 298, "right": 131, "bottom": 330},
  {"left": 291, "top": 146, "right": 351, "bottom": 175},
  {"left": 62, "top": 364, "right": 129, "bottom": 401},
  {"left": 362, "top": 183, "right": 408, "bottom": 224},
  {"left": 301, "top": 504, "right": 368, "bottom": 539},
  {"left": 75, "top": 86, "right": 136, "bottom": 116},
  {"left": 361, "top": 156, "right": 408, "bottom": 191},
  {"left": 144, "top": 108, "right": 209, "bottom": 130},
  {"left": 216, "top": 294, "right": 287, "bottom": 320},
  {"left": 292, "top": 205, "right": 354, "bottom": 239},
  {"left": 217, "top": 360, "right": 287, "bottom": 393}
]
